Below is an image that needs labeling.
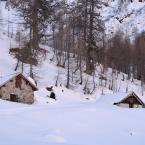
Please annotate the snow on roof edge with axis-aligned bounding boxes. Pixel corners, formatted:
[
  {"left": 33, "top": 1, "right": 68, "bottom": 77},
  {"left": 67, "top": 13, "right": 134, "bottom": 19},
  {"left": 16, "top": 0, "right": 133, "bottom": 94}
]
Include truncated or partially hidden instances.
[{"left": 0, "top": 72, "right": 38, "bottom": 91}]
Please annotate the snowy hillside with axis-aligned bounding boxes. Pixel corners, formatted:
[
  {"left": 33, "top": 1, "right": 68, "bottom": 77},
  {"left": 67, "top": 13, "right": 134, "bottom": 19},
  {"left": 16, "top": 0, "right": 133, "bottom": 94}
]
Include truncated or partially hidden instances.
[
  {"left": 67, "top": 0, "right": 145, "bottom": 38},
  {"left": 102, "top": 0, "right": 145, "bottom": 38},
  {"left": 0, "top": 1, "right": 145, "bottom": 101},
  {"left": 0, "top": 1, "right": 145, "bottom": 145}
]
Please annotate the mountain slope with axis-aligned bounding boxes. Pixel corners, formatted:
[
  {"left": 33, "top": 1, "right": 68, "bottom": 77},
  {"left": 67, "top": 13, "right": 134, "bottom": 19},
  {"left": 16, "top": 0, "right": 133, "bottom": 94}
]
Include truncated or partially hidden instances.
[
  {"left": 0, "top": 1, "right": 144, "bottom": 101},
  {"left": 102, "top": 0, "right": 145, "bottom": 38},
  {"left": 0, "top": 2, "right": 145, "bottom": 145}
]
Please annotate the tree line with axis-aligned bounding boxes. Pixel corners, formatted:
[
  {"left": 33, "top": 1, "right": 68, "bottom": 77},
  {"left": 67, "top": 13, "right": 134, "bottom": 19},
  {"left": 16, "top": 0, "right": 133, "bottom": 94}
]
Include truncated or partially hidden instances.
[
  {"left": 106, "top": 31, "right": 145, "bottom": 95},
  {"left": 6, "top": 0, "right": 145, "bottom": 94}
]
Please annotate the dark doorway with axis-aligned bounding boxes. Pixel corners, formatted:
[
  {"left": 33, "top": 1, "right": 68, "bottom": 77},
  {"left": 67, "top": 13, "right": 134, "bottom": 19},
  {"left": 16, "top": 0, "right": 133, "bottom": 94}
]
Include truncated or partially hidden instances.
[
  {"left": 129, "top": 103, "right": 133, "bottom": 108},
  {"left": 10, "top": 94, "right": 18, "bottom": 102}
]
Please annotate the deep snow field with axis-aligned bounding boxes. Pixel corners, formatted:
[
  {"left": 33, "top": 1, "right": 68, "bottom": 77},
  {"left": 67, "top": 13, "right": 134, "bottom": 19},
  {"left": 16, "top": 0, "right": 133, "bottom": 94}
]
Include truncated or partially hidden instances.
[
  {"left": 0, "top": 1, "right": 145, "bottom": 145},
  {"left": 0, "top": 93, "right": 145, "bottom": 145}
]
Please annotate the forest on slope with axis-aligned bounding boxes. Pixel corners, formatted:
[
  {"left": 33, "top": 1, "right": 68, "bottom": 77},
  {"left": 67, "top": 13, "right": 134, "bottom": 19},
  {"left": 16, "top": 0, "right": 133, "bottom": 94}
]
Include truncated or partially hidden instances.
[{"left": 3, "top": 0, "right": 145, "bottom": 95}]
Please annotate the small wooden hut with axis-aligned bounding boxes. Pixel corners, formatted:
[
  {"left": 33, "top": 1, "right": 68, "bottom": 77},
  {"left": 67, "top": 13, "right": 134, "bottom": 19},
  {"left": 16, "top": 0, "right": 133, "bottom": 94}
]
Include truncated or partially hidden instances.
[{"left": 114, "top": 91, "right": 145, "bottom": 108}]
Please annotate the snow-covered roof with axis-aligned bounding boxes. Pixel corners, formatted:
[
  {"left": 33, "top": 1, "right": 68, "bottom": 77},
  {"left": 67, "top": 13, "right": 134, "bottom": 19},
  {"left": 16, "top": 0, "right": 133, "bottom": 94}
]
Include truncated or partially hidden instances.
[
  {"left": 0, "top": 73, "right": 19, "bottom": 87},
  {"left": 97, "top": 92, "right": 145, "bottom": 107},
  {"left": 115, "top": 91, "right": 145, "bottom": 105},
  {"left": 0, "top": 73, "right": 38, "bottom": 91}
]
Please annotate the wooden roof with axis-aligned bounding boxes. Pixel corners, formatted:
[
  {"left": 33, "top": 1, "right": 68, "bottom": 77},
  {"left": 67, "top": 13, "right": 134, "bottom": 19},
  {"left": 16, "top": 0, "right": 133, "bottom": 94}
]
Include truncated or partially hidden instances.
[{"left": 116, "top": 91, "right": 145, "bottom": 106}]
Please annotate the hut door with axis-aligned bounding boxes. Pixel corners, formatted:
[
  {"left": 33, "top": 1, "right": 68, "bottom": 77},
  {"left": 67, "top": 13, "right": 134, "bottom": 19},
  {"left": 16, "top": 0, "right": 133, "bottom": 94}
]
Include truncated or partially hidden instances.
[
  {"left": 129, "top": 97, "right": 134, "bottom": 108},
  {"left": 10, "top": 94, "right": 18, "bottom": 102},
  {"left": 129, "top": 103, "right": 133, "bottom": 108}
]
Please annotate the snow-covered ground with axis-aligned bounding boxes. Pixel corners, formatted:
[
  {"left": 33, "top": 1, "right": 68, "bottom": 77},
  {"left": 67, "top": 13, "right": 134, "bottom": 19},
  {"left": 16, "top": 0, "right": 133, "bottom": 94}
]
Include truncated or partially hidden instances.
[
  {"left": 0, "top": 1, "right": 145, "bottom": 145},
  {"left": 1, "top": 93, "right": 145, "bottom": 145}
]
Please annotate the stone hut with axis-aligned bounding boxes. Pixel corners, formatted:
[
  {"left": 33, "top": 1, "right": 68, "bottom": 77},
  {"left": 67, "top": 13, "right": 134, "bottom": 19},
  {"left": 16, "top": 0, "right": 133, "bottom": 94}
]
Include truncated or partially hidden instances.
[
  {"left": 114, "top": 91, "right": 145, "bottom": 108},
  {"left": 0, "top": 73, "right": 38, "bottom": 104}
]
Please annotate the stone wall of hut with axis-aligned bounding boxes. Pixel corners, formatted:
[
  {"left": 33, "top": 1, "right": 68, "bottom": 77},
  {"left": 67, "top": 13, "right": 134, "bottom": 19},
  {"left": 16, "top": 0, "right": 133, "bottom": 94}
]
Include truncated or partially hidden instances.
[{"left": 0, "top": 77, "right": 34, "bottom": 104}]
